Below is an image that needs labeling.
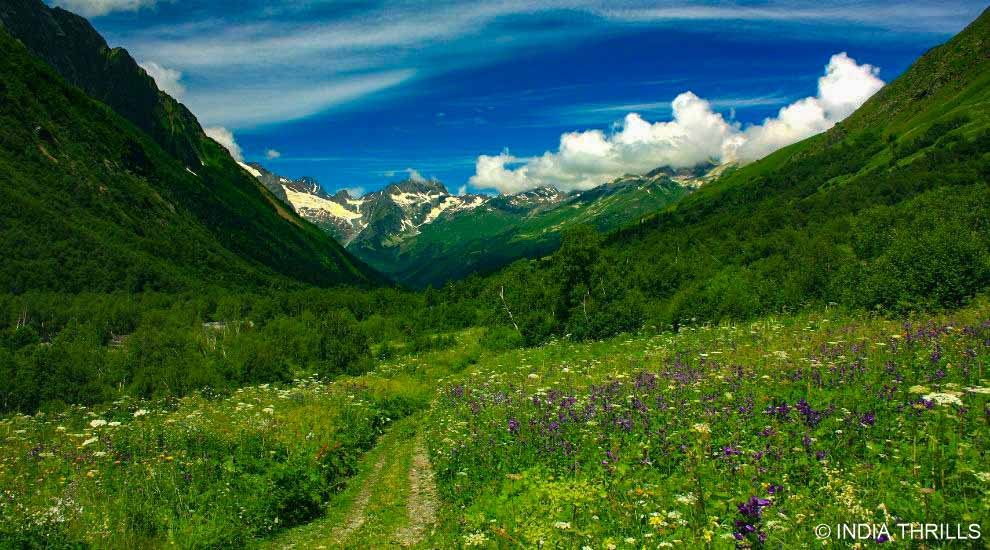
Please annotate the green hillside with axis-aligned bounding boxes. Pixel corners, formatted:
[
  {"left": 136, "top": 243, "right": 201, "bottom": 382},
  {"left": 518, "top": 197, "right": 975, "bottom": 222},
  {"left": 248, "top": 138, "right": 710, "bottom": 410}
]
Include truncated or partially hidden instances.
[
  {"left": 0, "top": 2, "right": 382, "bottom": 292},
  {"left": 363, "top": 176, "right": 689, "bottom": 288},
  {"left": 460, "top": 7, "right": 990, "bottom": 342}
]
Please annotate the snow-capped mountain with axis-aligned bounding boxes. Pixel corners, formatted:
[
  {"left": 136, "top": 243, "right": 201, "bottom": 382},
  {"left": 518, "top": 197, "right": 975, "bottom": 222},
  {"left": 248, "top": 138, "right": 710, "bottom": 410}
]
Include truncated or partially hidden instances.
[
  {"left": 243, "top": 163, "right": 487, "bottom": 246},
  {"left": 240, "top": 161, "right": 730, "bottom": 287}
]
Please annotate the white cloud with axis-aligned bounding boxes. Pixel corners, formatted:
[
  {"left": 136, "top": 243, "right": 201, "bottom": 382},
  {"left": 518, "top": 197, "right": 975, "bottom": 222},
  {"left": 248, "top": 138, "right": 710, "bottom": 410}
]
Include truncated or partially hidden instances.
[
  {"left": 54, "top": 0, "right": 158, "bottom": 17},
  {"left": 139, "top": 61, "right": 185, "bottom": 98},
  {"left": 405, "top": 168, "right": 426, "bottom": 183},
  {"left": 730, "top": 52, "right": 883, "bottom": 160},
  {"left": 203, "top": 126, "right": 243, "bottom": 162},
  {"left": 471, "top": 53, "right": 883, "bottom": 194},
  {"left": 185, "top": 70, "right": 414, "bottom": 127},
  {"left": 265, "top": 149, "right": 281, "bottom": 160}
]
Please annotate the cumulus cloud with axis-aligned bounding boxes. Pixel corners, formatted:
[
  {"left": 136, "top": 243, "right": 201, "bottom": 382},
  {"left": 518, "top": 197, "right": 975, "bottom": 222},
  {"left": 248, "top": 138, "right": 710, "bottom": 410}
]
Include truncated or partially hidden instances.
[
  {"left": 265, "top": 149, "right": 281, "bottom": 160},
  {"left": 54, "top": 0, "right": 159, "bottom": 17},
  {"left": 203, "top": 126, "right": 243, "bottom": 162},
  {"left": 139, "top": 61, "right": 185, "bottom": 98},
  {"left": 470, "top": 53, "right": 883, "bottom": 194}
]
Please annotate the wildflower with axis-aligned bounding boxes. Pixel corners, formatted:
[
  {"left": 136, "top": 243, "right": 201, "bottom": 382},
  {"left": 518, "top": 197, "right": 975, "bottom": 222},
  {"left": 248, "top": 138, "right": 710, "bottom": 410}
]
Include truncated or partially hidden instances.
[
  {"left": 675, "top": 493, "right": 697, "bottom": 505},
  {"left": 262, "top": 407, "right": 274, "bottom": 415},
  {"left": 922, "top": 392, "right": 963, "bottom": 407},
  {"left": 81, "top": 437, "right": 98, "bottom": 447},
  {"left": 463, "top": 532, "right": 488, "bottom": 546},
  {"left": 908, "top": 385, "right": 930, "bottom": 394},
  {"left": 88, "top": 419, "right": 107, "bottom": 428},
  {"left": 133, "top": 409, "right": 149, "bottom": 418},
  {"left": 624, "top": 537, "right": 636, "bottom": 545},
  {"left": 108, "top": 421, "right": 121, "bottom": 427},
  {"left": 553, "top": 521, "right": 571, "bottom": 529},
  {"left": 692, "top": 423, "right": 711, "bottom": 434},
  {"left": 860, "top": 412, "right": 876, "bottom": 426},
  {"left": 507, "top": 418, "right": 520, "bottom": 434}
]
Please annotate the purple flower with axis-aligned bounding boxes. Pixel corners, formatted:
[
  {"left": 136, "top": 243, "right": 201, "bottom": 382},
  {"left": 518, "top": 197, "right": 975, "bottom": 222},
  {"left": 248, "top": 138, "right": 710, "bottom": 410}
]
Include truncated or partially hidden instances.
[
  {"left": 860, "top": 412, "right": 876, "bottom": 426},
  {"left": 507, "top": 418, "right": 519, "bottom": 434}
]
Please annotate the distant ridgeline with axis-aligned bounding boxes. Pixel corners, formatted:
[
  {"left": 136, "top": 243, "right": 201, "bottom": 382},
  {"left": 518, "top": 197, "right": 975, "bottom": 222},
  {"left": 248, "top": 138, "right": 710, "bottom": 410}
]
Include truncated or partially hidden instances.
[
  {"left": 0, "top": 0, "right": 383, "bottom": 293},
  {"left": 246, "top": 162, "right": 716, "bottom": 288},
  {"left": 437, "top": 7, "right": 990, "bottom": 343}
]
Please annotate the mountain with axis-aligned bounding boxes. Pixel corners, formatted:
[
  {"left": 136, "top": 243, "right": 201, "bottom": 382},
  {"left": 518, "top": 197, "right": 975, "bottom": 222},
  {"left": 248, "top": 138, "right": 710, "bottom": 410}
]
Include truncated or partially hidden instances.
[
  {"left": 380, "top": 169, "right": 694, "bottom": 288},
  {"left": 247, "top": 162, "right": 705, "bottom": 287},
  {"left": 250, "top": 167, "right": 488, "bottom": 246},
  {"left": 0, "top": 0, "right": 382, "bottom": 292},
  {"left": 468, "top": 7, "right": 990, "bottom": 341}
]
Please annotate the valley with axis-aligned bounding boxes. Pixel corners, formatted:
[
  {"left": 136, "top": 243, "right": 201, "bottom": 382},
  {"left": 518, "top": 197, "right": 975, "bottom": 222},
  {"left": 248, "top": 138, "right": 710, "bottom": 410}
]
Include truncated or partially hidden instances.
[{"left": 0, "top": 0, "right": 988, "bottom": 547}]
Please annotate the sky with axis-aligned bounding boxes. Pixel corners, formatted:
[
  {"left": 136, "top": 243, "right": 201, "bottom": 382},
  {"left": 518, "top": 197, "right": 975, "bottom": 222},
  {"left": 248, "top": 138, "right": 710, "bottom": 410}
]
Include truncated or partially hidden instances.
[{"left": 52, "top": 0, "right": 987, "bottom": 196}]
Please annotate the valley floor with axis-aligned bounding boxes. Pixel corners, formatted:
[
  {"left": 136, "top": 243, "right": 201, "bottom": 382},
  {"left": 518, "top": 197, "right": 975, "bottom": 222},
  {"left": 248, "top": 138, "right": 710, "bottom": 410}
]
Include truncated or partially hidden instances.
[{"left": 2, "top": 303, "right": 990, "bottom": 548}]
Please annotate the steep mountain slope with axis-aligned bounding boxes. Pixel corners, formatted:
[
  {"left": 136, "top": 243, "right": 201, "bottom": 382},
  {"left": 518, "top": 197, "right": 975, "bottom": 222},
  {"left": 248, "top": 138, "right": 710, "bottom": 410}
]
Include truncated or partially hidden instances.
[
  {"left": 468, "top": 8, "right": 990, "bottom": 341},
  {"left": 0, "top": 2, "right": 382, "bottom": 292}
]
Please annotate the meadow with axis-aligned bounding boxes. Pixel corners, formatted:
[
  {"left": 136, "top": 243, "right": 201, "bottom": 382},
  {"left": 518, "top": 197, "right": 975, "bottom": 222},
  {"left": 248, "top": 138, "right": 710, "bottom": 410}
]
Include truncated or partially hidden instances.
[
  {"left": 424, "top": 303, "right": 990, "bottom": 547},
  {"left": 0, "top": 371, "right": 428, "bottom": 547},
  {"left": 1, "top": 303, "right": 988, "bottom": 548}
]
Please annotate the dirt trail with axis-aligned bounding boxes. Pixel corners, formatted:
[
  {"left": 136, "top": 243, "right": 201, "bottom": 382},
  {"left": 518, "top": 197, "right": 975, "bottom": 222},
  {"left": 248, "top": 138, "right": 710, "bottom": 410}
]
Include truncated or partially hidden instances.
[
  {"left": 329, "top": 452, "right": 389, "bottom": 543},
  {"left": 266, "top": 416, "right": 438, "bottom": 549},
  {"left": 393, "top": 436, "right": 438, "bottom": 546}
]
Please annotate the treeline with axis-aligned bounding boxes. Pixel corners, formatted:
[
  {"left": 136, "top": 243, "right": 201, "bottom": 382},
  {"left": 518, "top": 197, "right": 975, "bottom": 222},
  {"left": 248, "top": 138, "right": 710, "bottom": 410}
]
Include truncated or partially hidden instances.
[{"left": 0, "top": 288, "right": 479, "bottom": 413}]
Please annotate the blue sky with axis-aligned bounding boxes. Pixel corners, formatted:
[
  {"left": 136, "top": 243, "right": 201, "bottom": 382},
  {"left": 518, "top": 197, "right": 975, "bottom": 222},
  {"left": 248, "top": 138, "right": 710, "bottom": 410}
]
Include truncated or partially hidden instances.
[{"left": 54, "top": 0, "right": 987, "bottom": 195}]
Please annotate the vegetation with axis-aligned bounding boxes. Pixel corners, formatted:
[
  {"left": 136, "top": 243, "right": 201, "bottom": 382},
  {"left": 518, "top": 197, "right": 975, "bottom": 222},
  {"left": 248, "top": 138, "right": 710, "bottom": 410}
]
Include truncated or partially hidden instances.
[
  {"left": 0, "top": 373, "right": 429, "bottom": 547},
  {"left": 0, "top": 2, "right": 988, "bottom": 548},
  {"left": 425, "top": 302, "right": 990, "bottom": 547},
  {"left": 357, "top": 176, "right": 689, "bottom": 289},
  {"left": 0, "top": 15, "right": 381, "bottom": 293},
  {"left": 442, "top": 8, "right": 990, "bottom": 345}
]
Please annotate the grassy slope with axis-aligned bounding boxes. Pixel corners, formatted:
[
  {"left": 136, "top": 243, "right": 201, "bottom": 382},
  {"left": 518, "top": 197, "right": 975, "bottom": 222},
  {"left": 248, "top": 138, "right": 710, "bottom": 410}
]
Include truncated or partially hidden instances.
[{"left": 0, "top": 27, "right": 382, "bottom": 292}]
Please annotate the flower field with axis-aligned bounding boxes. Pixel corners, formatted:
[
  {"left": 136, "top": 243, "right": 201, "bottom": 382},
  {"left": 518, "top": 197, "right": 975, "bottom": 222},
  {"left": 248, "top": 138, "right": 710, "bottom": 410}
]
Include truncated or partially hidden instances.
[
  {"left": 0, "top": 373, "right": 428, "bottom": 547},
  {"left": 427, "top": 305, "right": 990, "bottom": 547}
]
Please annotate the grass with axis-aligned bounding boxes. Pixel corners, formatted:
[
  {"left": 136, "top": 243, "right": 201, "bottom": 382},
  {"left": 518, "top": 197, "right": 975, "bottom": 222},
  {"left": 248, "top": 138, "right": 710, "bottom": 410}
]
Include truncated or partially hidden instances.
[
  {"left": 2, "top": 306, "right": 989, "bottom": 547},
  {"left": 424, "top": 303, "right": 990, "bottom": 547},
  {"left": 0, "top": 373, "right": 429, "bottom": 547}
]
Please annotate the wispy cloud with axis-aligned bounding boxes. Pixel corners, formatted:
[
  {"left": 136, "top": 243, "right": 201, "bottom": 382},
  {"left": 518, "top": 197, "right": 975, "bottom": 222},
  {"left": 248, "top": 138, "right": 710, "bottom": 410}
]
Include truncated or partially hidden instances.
[
  {"left": 54, "top": 0, "right": 161, "bottom": 17},
  {"left": 100, "top": 0, "right": 978, "bottom": 131}
]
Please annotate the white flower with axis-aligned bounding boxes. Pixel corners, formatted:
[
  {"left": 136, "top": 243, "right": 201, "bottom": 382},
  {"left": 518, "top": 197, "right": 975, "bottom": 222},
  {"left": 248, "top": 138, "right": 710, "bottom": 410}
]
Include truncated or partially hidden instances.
[
  {"left": 463, "top": 532, "right": 488, "bottom": 546},
  {"left": 89, "top": 419, "right": 107, "bottom": 428},
  {"left": 908, "top": 385, "right": 930, "bottom": 394},
  {"left": 692, "top": 423, "right": 711, "bottom": 434},
  {"left": 554, "top": 521, "right": 571, "bottom": 529},
  {"left": 108, "top": 421, "right": 121, "bottom": 427},
  {"left": 133, "top": 409, "right": 148, "bottom": 418},
  {"left": 923, "top": 392, "right": 963, "bottom": 407},
  {"left": 624, "top": 537, "right": 637, "bottom": 544},
  {"left": 81, "top": 437, "right": 98, "bottom": 447},
  {"left": 262, "top": 407, "right": 274, "bottom": 415}
]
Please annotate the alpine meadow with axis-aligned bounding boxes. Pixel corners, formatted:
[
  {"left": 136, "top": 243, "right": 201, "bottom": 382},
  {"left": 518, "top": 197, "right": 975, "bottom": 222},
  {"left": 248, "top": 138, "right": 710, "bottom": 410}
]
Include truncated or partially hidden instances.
[{"left": 0, "top": 0, "right": 989, "bottom": 548}]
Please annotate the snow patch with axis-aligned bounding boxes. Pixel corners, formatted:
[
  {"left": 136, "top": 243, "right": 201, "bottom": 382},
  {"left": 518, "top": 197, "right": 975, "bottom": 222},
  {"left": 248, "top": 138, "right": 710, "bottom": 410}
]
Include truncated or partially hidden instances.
[
  {"left": 237, "top": 161, "right": 262, "bottom": 178},
  {"left": 283, "top": 187, "right": 362, "bottom": 220}
]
